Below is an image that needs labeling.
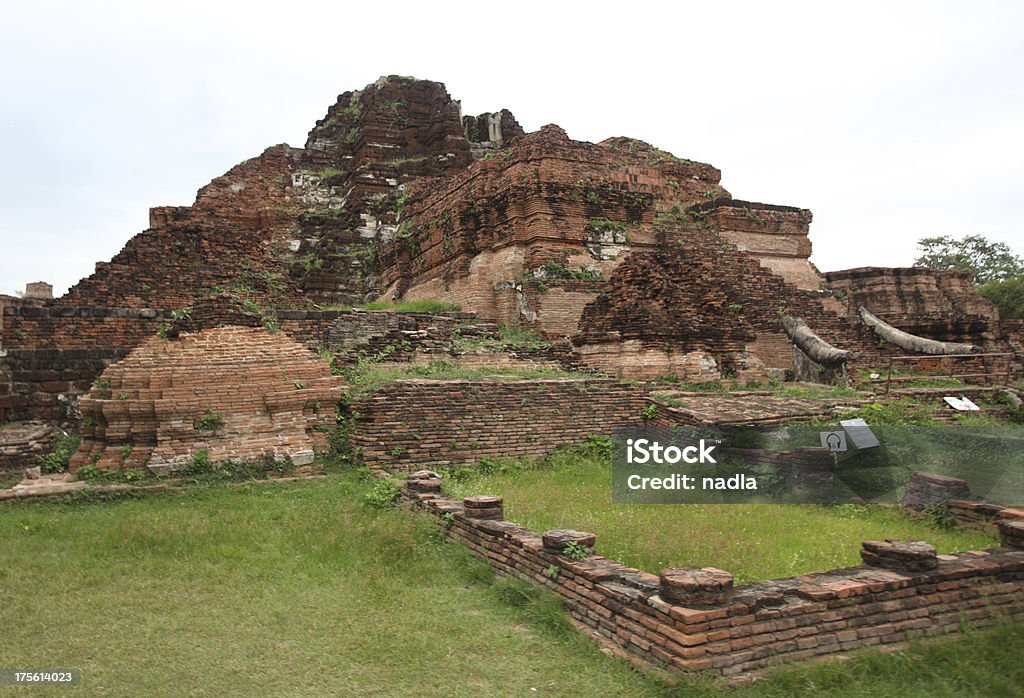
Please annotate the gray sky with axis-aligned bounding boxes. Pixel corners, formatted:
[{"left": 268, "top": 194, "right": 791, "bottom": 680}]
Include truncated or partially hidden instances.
[{"left": 2, "top": 0, "right": 1022, "bottom": 297}]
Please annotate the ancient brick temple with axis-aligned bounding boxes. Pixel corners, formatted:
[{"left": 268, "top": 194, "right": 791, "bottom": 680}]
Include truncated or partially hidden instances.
[
  {"left": 1, "top": 75, "right": 1020, "bottom": 468},
  {"left": 68, "top": 327, "right": 342, "bottom": 472}
]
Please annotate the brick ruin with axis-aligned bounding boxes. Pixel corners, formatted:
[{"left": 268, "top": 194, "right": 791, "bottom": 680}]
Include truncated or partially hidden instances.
[
  {"left": 1, "top": 75, "right": 1022, "bottom": 678},
  {"left": 2, "top": 74, "right": 1019, "bottom": 436},
  {"left": 347, "top": 379, "right": 646, "bottom": 472},
  {"left": 1, "top": 68, "right": 1019, "bottom": 495},
  {"left": 404, "top": 475, "right": 1024, "bottom": 677},
  {"left": 69, "top": 327, "right": 342, "bottom": 472}
]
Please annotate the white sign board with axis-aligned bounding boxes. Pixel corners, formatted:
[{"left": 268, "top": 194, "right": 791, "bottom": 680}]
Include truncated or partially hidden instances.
[
  {"left": 820, "top": 431, "right": 848, "bottom": 453},
  {"left": 944, "top": 396, "right": 980, "bottom": 411}
]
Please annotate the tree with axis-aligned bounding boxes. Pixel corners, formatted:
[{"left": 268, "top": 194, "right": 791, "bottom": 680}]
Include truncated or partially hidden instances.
[
  {"left": 914, "top": 235, "right": 1024, "bottom": 284},
  {"left": 977, "top": 276, "right": 1024, "bottom": 320}
]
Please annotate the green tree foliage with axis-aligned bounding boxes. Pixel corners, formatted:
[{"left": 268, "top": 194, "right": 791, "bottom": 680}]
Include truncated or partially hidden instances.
[
  {"left": 914, "top": 234, "right": 1024, "bottom": 283},
  {"left": 977, "top": 276, "right": 1024, "bottom": 319}
]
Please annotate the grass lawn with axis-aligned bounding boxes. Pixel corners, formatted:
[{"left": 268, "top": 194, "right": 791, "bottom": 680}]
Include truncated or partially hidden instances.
[
  {"left": 1, "top": 473, "right": 1020, "bottom": 697},
  {"left": 442, "top": 445, "right": 998, "bottom": 584},
  {"left": 0, "top": 477, "right": 664, "bottom": 696}
]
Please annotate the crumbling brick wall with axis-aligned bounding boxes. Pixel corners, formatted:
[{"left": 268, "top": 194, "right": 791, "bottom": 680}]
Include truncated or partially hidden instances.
[
  {"left": 347, "top": 379, "right": 646, "bottom": 471},
  {"left": 692, "top": 199, "right": 821, "bottom": 290},
  {"left": 69, "top": 327, "right": 343, "bottom": 472},
  {"left": 61, "top": 145, "right": 309, "bottom": 309},
  {"left": 0, "top": 349, "right": 130, "bottom": 423},
  {"left": 380, "top": 125, "right": 730, "bottom": 334},
  {"left": 574, "top": 223, "right": 857, "bottom": 379},
  {"left": 824, "top": 267, "right": 1007, "bottom": 350},
  {"left": 0, "top": 421, "right": 61, "bottom": 472},
  {"left": 1, "top": 305, "right": 171, "bottom": 350}
]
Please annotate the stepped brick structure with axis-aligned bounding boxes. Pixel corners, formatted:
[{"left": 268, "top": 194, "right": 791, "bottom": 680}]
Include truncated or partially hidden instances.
[
  {"left": 379, "top": 124, "right": 730, "bottom": 334},
  {"left": 572, "top": 223, "right": 852, "bottom": 379},
  {"left": 1, "top": 74, "right": 1020, "bottom": 461},
  {"left": 2, "top": 76, "right": 1023, "bottom": 681},
  {"left": 68, "top": 327, "right": 342, "bottom": 472}
]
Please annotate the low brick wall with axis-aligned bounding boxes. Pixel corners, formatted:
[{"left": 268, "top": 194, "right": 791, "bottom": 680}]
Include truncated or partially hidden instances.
[
  {"left": 0, "top": 305, "right": 171, "bottom": 350},
  {"left": 901, "top": 471, "right": 1024, "bottom": 530},
  {"left": 0, "top": 349, "right": 130, "bottom": 423},
  {"left": 0, "top": 421, "right": 61, "bottom": 472},
  {"left": 947, "top": 500, "right": 1024, "bottom": 528},
  {"left": 404, "top": 481, "right": 1024, "bottom": 677},
  {"left": 348, "top": 379, "right": 646, "bottom": 471}
]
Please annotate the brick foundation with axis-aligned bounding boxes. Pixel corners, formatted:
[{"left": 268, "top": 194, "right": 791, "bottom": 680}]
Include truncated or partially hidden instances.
[
  {"left": 69, "top": 327, "right": 344, "bottom": 472},
  {"left": 0, "top": 421, "right": 61, "bottom": 472},
  {"left": 405, "top": 482, "right": 1024, "bottom": 677}
]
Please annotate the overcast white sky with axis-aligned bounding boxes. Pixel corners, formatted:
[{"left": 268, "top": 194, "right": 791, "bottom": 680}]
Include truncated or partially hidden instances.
[{"left": 1, "top": 1, "right": 1022, "bottom": 297}]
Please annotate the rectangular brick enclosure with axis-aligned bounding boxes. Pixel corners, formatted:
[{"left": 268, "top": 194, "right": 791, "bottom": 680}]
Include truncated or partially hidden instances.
[{"left": 406, "top": 485, "right": 1024, "bottom": 677}]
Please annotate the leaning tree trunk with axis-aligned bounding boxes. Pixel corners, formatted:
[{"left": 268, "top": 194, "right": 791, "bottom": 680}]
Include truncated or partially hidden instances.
[
  {"left": 780, "top": 316, "right": 857, "bottom": 366},
  {"left": 858, "top": 307, "right": 978, "bottom": 355}
]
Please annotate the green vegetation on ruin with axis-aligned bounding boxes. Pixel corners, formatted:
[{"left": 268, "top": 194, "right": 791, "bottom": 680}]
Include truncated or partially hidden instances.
[
  {"left": 315, "top": 299, "right": 462, "bottom": 314},
  {"left": 522, "top": 260, "right": 605, "bottom": 290},
  {"left": 341, "top": 359, "right": 589, "bottom": 401},
  {"left": 70, "top": 449, "right": 304, "bottom": 489},
  {"left": 452, "top": 323, "right": 554, "bottom": 352}
]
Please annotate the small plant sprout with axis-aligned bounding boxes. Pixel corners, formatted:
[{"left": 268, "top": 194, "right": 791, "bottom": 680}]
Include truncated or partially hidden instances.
[
  {"left": 193, "top": 408, "right": 225, "bottom": 432},
  {"left": 562, "top": 540, "right": 589, "bottom": 561}
]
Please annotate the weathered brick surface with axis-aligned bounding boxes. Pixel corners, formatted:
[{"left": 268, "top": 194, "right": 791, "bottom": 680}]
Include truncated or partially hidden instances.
[
  {"left": 824, "top": 267, "right": 1010, "bottom": 353},
  {"left": 463, "top": 109, "right": 525, "bottom": 151},
  {"left": 380, "top": 125, "right": 730, "bottom": 335},
  {"left": 947, "top": 500, "right": 1024, "bottom": 529},
  {"left": 348, "top": 379, "right": 646, "bottom": 471},
  {"left": 901, "top": 471, "right": 972, "bottom": 511},
  {"left": 691, "top": 199, "right": 820, "bottom": 290},
  {"left": 0, "top": 420, "right": 61, "bottom": 472},
  {"left": 2, "top": 304, "right": 171, "bottom": 350},
  {"left": 407, "top": 486, "right": 1024, "bottom": 676},
  {"left": 897, "top": 471, "right": 1024, "bottom": 534},
  {"left": 69, "top": 327, "right": 343, "bottom": 472},
  {"left": 0, "top": 348, "right": 129, "bottom": 423},
  {"left": 574, "top": 224, "right": 857, "bottom": 378}
]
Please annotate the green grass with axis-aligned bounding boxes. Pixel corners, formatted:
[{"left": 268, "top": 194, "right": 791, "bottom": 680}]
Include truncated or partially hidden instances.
[
  {"left": 443, "top": 446, "right": 996, "bottom": 584},
  {"left": 315, "top": 299, "right": 462, "bottom": 313},
  {"left": 1, "top": 473, "right": 1020, "bottom": 696},
  {"left": 0, "top": 475, "right": 662, "bottom": 697},
  {"left": 649, "top": 380, "right": 865, "bottom": 400},
  {"left": 811, "top": 398, "right": 941, "bottom": 426},
  {"left": 694, "top": 622, "right": 1024, "bottom": 697},
  {"left": 359, "top": 298, "right": 461, "bottom": 313},
  {"left": 651, "top": 378, "right": 731, "bottom": 392},
  {"left": 453, "top": 323, "right": 553, "bottom": 352},
  {"left": 343, "top": 359, "right": 590, "bottom": 399},
  {"left": 773, "top": 383, "right": 863, "bottom": 399}
]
